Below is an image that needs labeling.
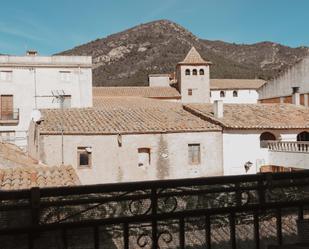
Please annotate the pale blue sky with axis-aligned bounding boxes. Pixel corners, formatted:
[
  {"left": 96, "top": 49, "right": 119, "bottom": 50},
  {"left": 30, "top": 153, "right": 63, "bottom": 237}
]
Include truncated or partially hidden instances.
[{"left": 1, "top": 0, "right": 309, "bottom": 55}]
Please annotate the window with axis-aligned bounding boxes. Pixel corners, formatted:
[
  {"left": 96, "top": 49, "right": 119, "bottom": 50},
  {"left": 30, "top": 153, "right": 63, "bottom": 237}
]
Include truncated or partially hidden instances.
[
  {"left": 138, "top": 148, "right": 151, "bottom": 167},
  {"left": 188, "top": 89, "right": 193, "bottom": 96},
  {"left": 260, "top": 132, "right": 276, "bottom": 148},
  {"left": 199, "top": 69, "right": 204, "bottom": 75},
  {"left": 220, "top": 91, "right": 225, "bottom": 98},
  {"left": 60, "top": 71, "right": 71, "bottom": 82},
  {"left": 77, "top": 147, "right": 92, "bottom": 168},
  {"left": 297, "top": 131, "right": 309, "bottom": 141},
  {"left": 0, "top": 95, "right": 13, "bottom": 120},
  {"left": 188, "top": 144, "right": 201, "bottom": 165},
  {"left": 233, "top": 90, "right": 238, "bottom": 97},
  {"left": 0, "top": 131, "right": 15, "bottom": 142},
  {"left": 185, "top": 69, "right": 190, "bottom": 75},
  {"left": 0, "top": 71, "right": 12, "bottom": 81},
  {"left": 192, "top": 69, "right": 197, "bottom": 75}
]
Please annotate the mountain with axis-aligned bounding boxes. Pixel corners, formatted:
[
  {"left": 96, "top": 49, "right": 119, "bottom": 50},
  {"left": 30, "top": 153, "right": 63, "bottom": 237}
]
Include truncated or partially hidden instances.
[{"left": 59, "top": 20, "right": 309, "bottom": 86}]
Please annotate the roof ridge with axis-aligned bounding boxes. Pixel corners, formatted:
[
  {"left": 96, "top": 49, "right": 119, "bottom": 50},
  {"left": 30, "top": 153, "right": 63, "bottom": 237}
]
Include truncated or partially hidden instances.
[{"left": 179, "top": 47, "right": 209, "bottom": 65}]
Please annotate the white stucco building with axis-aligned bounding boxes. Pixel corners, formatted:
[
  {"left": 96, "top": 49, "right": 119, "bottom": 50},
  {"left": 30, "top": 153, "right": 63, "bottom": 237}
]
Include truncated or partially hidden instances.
[
  {"left": 185, "top": 102, "right": 309, "bottom": 175},
  {"left": 258, "top": 55, "right": 309, "bottom": 106},
  {"left": 28, "top": 98, "right": 223, "bottom": 185},
  {"left": 210, "top": 79, "right": 265, "bottom": 104},
  {"left": 0, "top": 51, "right": 92, "bottom": 148}
]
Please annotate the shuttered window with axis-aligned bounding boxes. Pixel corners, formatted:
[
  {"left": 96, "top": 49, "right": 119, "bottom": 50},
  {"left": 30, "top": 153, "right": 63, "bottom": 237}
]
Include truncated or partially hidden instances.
[
  {"left": 188, "top": 144, "right": 201, "bottom": 165},
  {"left": 77, "top": 147, "right": 92, "bottom": 168},
  {"left": 0, "top": 95, "right": 13, "bottom": 119}
]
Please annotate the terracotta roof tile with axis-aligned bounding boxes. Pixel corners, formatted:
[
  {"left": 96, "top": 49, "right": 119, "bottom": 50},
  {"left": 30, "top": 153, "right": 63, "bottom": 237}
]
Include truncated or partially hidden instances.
[
  {"left": 185, "top": 103, "right": 309, "bottom": 129},
  {"left": 39, "top": 98, "right": 221, "bottom": 135},
  {"left": 178, "top": 47, "right": 211, "bottom": 65},
  {"left": 210, "top": 79, "right": 266, "bottom": 90},
  {"left": 0, "top": 165, "right": 80, "bottom": 190},
  {"left": 93, "top": 86, "right": 180, "bottom": 99},
  {"left": 0, "top": 142, "right": 40, "bottom": 168}
]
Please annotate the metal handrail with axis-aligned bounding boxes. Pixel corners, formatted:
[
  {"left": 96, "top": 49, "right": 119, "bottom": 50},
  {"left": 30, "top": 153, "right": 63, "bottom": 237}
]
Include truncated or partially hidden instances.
[{"left": 0, "top": 108, "right": 19, "bottom": 121}]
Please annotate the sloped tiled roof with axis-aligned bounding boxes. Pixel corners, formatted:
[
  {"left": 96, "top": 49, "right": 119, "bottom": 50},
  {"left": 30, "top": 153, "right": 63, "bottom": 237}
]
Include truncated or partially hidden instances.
[
  {"left": 210, "top": 79, "right": 266, "bottom": 90},
  {"left": 93, "top": 96, "right": 180, "bottom": 109},
  {"left": 38, "top": 99, "right": 221, "bottom": 135},
  {"left": 185, "top": 103, "right": 309, "bottom": 129},
  {"left": 0, "top": 165, "right": 80, "bottom": 190},
  {"left": 93, "top": 86, "right": 181, "bottom": 99},
  {"left": 0, "top": 142, "right": 40, "bottom": 168},
  {"left": 178, "top": 47, "right": 211, "bottom": 65}
]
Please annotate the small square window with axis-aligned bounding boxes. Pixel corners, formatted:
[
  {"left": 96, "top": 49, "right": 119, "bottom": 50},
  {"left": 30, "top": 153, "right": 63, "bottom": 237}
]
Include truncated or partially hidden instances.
[
  {"left": 188, "top": 89, "right": 193, "bottom": 96},
  {"left": 188, "top": 144, "right": 201, "bottom": 165},
  {"left": 77, "top": 147, "right": 92, "bottom": 168},
  {"left": 60, "top": 71, "right": 71, "bottom": 82},
  {"left": 138, "top": 148, "right": 151, "bottom": 167},
  {"left": 0, "top": 71, "right": 12, "bottom": 81}
]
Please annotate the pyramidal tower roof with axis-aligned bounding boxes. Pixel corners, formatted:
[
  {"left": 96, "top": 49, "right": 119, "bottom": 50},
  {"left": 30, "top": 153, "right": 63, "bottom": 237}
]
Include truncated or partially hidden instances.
[{"left": 178, "top": 47, "right": 211, "bottom": 65}]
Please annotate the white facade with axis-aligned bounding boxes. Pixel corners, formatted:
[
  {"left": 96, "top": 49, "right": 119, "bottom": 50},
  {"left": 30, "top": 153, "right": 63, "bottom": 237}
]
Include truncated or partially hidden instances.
[
  {"left": 210, "top": 89, "right": 259, "bottom": 103},
  {"left": 258, "top": 56, "right": 309, "bottom": 101},
  {"left": 0, "top": 54, "right": 92, "bottom": 148},
  {"left": 222, "top": 129, "right": 304, "bottom": 175},
  {"left": 29, "top": 131, "right": 223, "bottom": 185},
  {"left": 149, "top": 74, "right": 170, "bottom": 87}
]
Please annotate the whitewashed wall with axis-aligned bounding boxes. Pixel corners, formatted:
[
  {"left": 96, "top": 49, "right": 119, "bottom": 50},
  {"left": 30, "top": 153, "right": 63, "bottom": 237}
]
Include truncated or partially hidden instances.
[
  {"left": 269, "top": 151, "right": 309, "bottom": 169},
  {"left": 177, "top": 65, "right": 210, "bottom": 103},
  {"left": 222, "top": 130, "right": 303, "bottom": 175},
  {"left": 258, "top": 56, "right": 309, "bottom": 99},
  {"left": 149, "top": 75, "right": 170, "bottom": 87},
  {"left": 210, "top": 89, "right": 259, "bottom": 103},
  {"left": 32, "top": 131, "right": 223, "bottom": 184},
  {"left": 0, "top": 55, "right": 92, "bottom": 148}
]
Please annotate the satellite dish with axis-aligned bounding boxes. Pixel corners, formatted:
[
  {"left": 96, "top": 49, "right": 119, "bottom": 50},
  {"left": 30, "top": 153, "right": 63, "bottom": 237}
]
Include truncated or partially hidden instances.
[{"left": 31, "top": 109, "right": 42, "bottom": 122}]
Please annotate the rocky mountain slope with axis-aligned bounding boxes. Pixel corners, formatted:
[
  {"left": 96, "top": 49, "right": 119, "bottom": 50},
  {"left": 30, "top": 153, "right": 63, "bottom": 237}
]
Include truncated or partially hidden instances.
[{"left": 59, "top": 20, "right": 309, "bottom": 86}]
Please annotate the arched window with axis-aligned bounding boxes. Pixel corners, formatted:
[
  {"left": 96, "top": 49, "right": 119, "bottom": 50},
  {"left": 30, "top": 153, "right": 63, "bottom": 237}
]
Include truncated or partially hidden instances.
[
  {"left": 199, "top": 69, "right": 204, "bottom": 75},
  {"left": 260, "top": 132, "right": 276, "bottom": 148},
  {"left": 233, "top": 90, "right": 238, "bottom": 97},
  {"left": 185, "top": 69, "right": 190, "bottom": 75},
  {"left": 192, "top": 69, "right": 197, "bottom": 75},
  {"left": 220, "top": 91, "right": 225, "bottom": 98},
  {"left": 297, "top": 131, "right": 309, "bottom": 141}
]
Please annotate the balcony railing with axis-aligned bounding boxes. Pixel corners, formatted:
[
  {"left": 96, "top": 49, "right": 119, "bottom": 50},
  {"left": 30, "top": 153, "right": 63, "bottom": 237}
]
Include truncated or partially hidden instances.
[
  {"left": 268, "top": 141, "right": 309, "bottom": 153},
  {"left": 0, "top": 108, "right": 19, "bottom": 124},
  {"left": 1, "top": 172, "right": 309, "bottom": 248}
]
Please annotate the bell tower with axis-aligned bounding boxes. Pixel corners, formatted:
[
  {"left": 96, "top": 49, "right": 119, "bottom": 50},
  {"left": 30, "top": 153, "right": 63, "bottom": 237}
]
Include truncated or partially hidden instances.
[{"left": 177, "top": 47, "right": 211, "bottom": 103}]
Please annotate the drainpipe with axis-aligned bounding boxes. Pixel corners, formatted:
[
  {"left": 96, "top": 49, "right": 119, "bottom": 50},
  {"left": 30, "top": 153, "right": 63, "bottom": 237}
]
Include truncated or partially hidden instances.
[{"left": 292, "top": 87, "right": 300, "bottom": 105}]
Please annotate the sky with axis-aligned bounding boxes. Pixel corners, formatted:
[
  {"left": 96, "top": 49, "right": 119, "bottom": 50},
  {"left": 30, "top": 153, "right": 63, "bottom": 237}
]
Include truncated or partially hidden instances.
[{"left": 1, "top": 0, "right": 309, "bottom": 55}]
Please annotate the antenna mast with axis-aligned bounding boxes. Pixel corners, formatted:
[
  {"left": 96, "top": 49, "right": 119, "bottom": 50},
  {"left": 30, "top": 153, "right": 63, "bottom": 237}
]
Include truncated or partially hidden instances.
[{"left": 52, "top": 90, "right": 66, "bottom": 165}]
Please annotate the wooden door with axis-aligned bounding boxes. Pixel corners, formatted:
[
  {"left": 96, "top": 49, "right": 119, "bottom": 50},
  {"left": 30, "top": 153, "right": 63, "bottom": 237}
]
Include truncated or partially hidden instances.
[{"left": 1, "top": 95, "right": 13, "bottom": 119}]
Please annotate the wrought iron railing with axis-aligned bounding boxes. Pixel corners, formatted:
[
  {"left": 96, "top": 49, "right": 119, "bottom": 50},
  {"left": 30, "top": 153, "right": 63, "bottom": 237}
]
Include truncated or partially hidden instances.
[
  {"left": 0, "top": 108, "right": 19, "bottom": 122},
  {"left": 1, "top": 172, "right": 309, "bottom": 248},
  {"left": 268, "top": 141, "right": 309, "bottom": 153}
]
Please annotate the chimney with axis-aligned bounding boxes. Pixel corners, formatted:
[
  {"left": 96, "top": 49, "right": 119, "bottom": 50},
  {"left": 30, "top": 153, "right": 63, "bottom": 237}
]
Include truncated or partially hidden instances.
[
  {"left": 213, "top": 100, "right": 223, "bottom": 118},
  {"left": 26, "top": 50, "right": 38, "bottom": 56},
  {"left": 292, "top": 86, "right": 300, "bottom": 105}
]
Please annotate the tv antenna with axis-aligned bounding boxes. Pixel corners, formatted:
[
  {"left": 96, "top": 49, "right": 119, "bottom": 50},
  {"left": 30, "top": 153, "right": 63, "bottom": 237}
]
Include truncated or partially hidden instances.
[
  {"left": 52, "top": 90, "right": 66, "bottom": 107},
  {"left": 52, "top": 90, "right": 66, "bottom": 165}
]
